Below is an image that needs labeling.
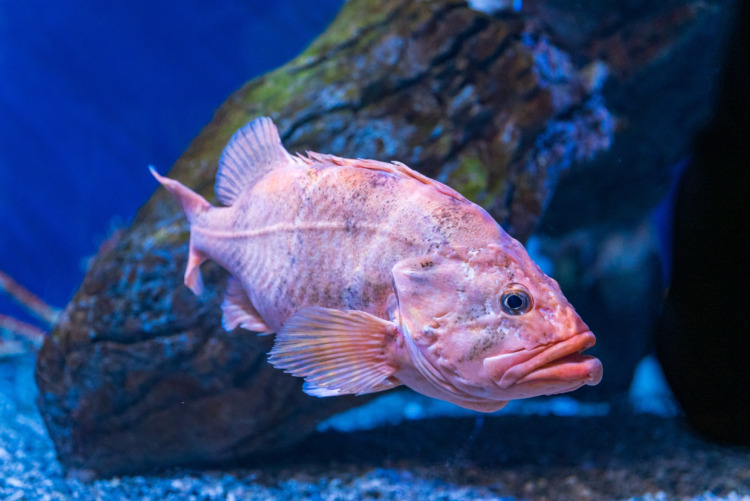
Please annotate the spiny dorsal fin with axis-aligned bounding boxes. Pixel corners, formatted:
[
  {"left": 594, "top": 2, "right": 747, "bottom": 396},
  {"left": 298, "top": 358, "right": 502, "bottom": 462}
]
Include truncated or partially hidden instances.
[
  {"left": 215, "top": 117, "right": 295, "bottom": 206},
  {"left": 300, "top": 152, "right": 469, "bottom": 203}
]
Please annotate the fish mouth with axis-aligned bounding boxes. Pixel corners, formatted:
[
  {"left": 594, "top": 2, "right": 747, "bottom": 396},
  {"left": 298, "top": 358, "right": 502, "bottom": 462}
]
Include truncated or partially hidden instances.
[{"left": 484, "top": 331, "right": 602, "bottom": 390}]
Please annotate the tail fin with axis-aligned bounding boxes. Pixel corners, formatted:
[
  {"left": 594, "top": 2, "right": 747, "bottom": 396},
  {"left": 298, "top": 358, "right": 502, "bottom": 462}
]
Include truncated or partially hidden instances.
[
  {"left": 150, "top": 166, "right": 211, "bottom": 295},
  {"left": 149, "top": 166, "right": 211, "bottom": 223}
]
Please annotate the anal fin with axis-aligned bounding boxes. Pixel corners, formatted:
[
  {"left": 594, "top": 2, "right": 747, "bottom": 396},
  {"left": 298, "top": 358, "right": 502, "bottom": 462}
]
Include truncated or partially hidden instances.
[
  {"left": 221, "top": 276, "right": 273, "bottom": 334},
  {"left": 185, "top": 240, "right": 207, "bottom": 296},
  {"left": 268, "top": 307, "right": 401, "bottom": 397}
]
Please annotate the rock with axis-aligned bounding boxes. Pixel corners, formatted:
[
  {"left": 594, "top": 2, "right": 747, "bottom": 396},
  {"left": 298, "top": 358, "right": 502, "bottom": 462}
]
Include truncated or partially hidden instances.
[
  {"left": 531, "top": 0, "right": 733, "bottom": 395},
  {"left": 655, "top": 0, "right": 750, "bottom": 446},
  {"left": 139, "top": 0, "right": 614, "bottom": 242},
  {"left": 540, "top": 0, "right": 731, "bottom": 232},
  {"left": 35, "top": 0, "right": 729, "bottom": 476}
]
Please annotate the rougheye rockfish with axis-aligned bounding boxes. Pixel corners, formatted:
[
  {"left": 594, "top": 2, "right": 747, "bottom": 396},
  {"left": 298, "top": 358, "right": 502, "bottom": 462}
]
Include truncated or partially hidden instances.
[{"left": 151, "top": 117, "right": 602, "bottom": 412}]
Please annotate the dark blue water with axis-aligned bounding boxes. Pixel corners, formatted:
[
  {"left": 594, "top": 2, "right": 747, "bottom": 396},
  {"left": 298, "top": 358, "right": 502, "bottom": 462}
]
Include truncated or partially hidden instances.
[{"left": 0, "top": 0, "right": 343, "bottom": 326}]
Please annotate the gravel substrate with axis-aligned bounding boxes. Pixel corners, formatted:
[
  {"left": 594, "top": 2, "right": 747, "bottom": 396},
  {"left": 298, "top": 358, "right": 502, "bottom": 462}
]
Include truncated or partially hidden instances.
[{"left": 1, "top": 356, "right": 749, "bottom": 500}]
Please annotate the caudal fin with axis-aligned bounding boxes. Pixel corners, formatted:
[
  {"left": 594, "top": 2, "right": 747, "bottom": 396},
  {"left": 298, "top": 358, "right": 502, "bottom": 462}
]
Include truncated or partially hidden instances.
[
  {"left": 149, "top": 166, "right": 211, "bottom": 223},
  {"left": 150, "top": 166, "right": 211, "bottom": 295}
]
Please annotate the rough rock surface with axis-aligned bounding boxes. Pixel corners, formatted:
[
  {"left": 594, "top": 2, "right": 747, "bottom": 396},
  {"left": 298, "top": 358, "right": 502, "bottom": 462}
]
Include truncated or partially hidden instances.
[
  {"left": 531, "top": 0, "right": 733, "bottom": 397},
  {"left": 35, "top": 0, "right": 731, "bottom": 476}
]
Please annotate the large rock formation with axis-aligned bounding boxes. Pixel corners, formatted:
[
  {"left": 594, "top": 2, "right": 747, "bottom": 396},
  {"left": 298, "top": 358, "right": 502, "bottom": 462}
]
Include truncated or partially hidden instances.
[
  {"left": 656, "top": 0, "right": 750, "bottom": 445},
  {"left": 529, "top": 0, "right": 732, "bottom": 398},
  {"left": 35, "top": 0, "right": 730, "bottom": 476}
]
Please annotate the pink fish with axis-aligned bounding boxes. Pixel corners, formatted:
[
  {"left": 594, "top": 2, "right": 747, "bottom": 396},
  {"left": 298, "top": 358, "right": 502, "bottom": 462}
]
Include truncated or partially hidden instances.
[{"left": 151, "top": 117, "right": 602, "bottom": 412}]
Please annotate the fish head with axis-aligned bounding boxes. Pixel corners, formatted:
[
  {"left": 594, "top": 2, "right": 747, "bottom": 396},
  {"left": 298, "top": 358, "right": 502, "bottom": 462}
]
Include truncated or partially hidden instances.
[{"left": 390, "top": 242, "right": 602, "bottom": 408}]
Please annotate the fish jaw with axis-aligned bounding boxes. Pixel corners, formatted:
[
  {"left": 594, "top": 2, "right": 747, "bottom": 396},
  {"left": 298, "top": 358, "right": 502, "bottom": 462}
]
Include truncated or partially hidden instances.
[{"left": 483, "top": 331, "right": 602, "bottom": 398}]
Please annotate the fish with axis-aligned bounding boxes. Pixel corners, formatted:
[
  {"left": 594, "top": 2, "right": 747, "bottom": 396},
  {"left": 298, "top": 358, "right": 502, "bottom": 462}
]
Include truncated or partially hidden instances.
[{"left": 151, "top": 117, "right": 602, "bottom": 412}]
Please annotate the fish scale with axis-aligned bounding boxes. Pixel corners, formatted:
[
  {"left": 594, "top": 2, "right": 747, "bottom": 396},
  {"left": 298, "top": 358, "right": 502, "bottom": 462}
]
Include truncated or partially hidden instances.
[{"left": 229, "top": 165, "right": 447, "bottom": 327}]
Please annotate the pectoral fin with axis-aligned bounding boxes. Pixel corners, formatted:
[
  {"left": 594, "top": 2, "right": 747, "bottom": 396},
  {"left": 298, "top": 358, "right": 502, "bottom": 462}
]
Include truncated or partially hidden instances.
[
  {"left": 268, "top": 307, "right": 402, "bottom": 397},
  {"left": 221, "top": 276, "right": 273, "bottom": 334}
]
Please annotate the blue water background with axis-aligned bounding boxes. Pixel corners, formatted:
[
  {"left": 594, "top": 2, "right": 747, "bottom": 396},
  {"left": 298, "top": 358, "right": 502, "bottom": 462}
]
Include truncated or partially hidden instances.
[{"left": 0, "top": 0, "right": 343, "bottom": 327}]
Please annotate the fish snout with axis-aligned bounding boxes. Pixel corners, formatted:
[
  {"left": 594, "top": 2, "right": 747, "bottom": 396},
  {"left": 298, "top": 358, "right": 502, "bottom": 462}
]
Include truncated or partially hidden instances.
[{"left": 483, "top": 331, "right": 602, "bottom": 391}]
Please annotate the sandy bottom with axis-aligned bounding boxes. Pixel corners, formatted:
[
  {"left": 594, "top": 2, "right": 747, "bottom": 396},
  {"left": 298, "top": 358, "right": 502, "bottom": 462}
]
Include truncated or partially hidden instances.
[{"left": 1, "top": 356, "right": 749, "bottom": 500}]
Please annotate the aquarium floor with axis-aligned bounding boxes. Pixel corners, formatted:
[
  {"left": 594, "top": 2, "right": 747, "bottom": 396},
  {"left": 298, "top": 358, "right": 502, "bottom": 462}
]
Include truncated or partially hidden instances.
[{"left": 1, "top": 357, "right": 749, "bottom": 500}]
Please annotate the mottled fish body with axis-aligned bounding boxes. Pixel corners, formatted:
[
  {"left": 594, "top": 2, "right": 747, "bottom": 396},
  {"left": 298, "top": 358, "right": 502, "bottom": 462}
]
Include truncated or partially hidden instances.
[{"left": 152, "top": 117, "right": 602, "bottom": 412}]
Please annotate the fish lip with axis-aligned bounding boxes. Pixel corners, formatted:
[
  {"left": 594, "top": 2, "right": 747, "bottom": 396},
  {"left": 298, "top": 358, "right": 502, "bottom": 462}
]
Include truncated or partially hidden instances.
[{"left": 490, "top": 331, "right": 601, "bottom": 389}]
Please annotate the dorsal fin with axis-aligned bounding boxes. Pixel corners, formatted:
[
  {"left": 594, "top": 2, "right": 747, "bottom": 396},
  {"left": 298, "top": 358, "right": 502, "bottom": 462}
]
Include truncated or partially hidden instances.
[
  {"left": 300, "top": 152, "right": 469, "bottom": 203},
  {"left": 215, "top": 117, "right": 294, "bottom": 206}
]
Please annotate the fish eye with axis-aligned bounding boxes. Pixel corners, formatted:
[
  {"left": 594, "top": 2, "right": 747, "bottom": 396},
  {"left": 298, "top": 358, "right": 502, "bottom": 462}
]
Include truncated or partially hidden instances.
[{"left": 500, "top": 286, "right": 533, "bottom": 315}]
